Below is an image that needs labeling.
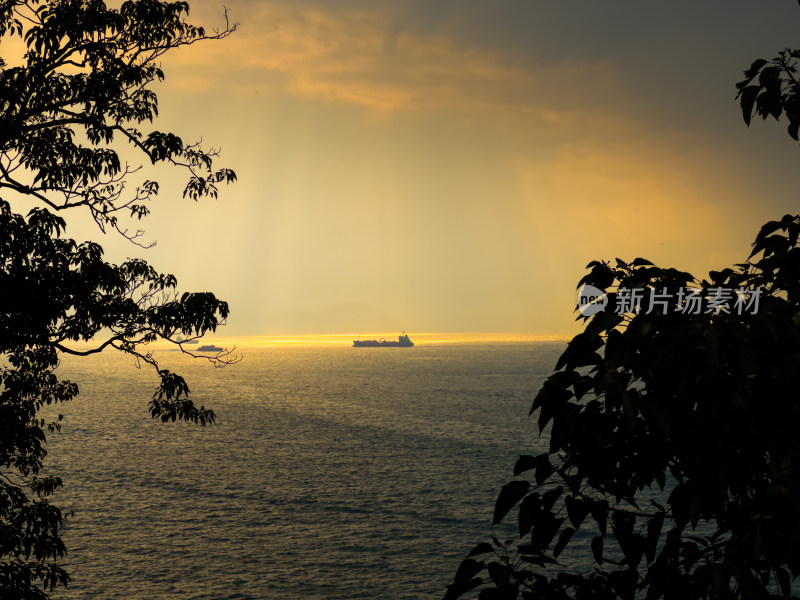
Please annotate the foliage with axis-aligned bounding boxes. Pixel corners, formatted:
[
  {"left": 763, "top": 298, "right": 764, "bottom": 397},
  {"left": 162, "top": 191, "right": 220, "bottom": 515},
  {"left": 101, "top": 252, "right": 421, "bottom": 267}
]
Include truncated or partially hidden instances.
[
  {"left": 445, "top": 16, "right": 800, "bottom": 600},
  {"left": 0, "top": 1, "right": 237, "bottom": 597},
  {"left": 0, "top": 0, "right": 237, "bottom": 243},
  {"left": 737, "top": 6, "right": 800, "bottom": 143},
  {"left": 445, "top": 216, "right": 800, "bottom": 600}
]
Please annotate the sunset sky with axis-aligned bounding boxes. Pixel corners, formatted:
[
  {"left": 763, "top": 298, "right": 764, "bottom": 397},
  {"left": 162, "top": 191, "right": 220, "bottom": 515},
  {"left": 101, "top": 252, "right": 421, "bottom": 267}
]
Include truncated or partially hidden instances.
[{"left": 56, "top": 1, "right": 800, "bottom": 336}]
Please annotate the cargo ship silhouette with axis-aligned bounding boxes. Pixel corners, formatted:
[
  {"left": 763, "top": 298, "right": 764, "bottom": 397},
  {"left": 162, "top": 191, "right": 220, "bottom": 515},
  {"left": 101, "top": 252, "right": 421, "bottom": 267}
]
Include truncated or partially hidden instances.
[{"left": 352, "top": 333, "right": 414, "bottom": 347}]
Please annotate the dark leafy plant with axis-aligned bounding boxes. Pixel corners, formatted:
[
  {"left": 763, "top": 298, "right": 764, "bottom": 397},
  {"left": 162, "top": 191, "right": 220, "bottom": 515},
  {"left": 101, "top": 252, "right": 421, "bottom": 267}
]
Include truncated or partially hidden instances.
[
  {"left": 736, "top": 2, "right": 800, "bottom": 143},
  {"left": 447, "top": 15, "right": 800, "bottom": 600},
  {"left": 0, "top": 1, "right": 238, "bottom": 597},
  {"left": 445, "top": 216, "right": 800, "bottom": 600}
]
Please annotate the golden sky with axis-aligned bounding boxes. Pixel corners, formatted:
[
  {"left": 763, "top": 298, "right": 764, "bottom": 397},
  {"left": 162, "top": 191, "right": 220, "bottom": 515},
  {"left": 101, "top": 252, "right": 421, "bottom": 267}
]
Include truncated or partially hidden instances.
[{"left": 25, "top": 0, "right": 800, "bottom": 335}]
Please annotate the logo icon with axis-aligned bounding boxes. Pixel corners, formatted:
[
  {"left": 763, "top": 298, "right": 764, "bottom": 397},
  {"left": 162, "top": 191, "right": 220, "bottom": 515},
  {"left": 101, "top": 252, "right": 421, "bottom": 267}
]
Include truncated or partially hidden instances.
[{"left": 577, "top": 284, "right": 608, "bottom": 316}]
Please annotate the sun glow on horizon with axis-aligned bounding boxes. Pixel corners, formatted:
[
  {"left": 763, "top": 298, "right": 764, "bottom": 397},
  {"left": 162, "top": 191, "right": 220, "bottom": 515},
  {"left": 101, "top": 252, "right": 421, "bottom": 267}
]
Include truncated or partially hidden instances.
[{"left": 150, "top": 332, "right": 572, "bottom": 348}]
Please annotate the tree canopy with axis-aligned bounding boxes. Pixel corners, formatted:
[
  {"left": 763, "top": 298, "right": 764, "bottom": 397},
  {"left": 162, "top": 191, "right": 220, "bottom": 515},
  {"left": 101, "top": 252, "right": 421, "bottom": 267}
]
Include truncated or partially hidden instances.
[
  {"left": 444, "top": 35, "right": 800, "bottom": 600},
  {"left": 0, "top": 1, "right": 237, "bottom": 597}
]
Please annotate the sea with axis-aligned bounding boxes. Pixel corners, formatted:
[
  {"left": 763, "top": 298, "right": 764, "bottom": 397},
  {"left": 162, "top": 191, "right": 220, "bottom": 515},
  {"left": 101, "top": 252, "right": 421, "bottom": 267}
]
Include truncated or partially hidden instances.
[{"left": 40, "top": 334, "right": 566, "bottom": 600}]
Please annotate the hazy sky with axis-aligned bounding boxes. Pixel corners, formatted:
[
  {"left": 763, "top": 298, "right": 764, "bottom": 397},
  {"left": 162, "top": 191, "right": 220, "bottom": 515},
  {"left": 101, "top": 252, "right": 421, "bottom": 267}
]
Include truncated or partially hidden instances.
[{"left": 57, "top": 1, "right": 800, "bottom": 335}]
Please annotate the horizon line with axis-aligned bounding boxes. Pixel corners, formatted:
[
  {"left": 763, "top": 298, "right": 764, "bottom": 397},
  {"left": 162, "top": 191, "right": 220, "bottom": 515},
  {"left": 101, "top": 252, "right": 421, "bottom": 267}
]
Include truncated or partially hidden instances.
[{"left": 191, "top": 332, "right": 573, "bottom": 346}]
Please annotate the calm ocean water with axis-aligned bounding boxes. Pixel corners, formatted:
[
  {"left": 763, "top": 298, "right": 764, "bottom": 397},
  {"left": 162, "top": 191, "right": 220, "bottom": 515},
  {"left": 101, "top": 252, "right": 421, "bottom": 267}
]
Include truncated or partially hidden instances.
[{"left": 41, "top": 337, "right": 565, "bottom": 600}]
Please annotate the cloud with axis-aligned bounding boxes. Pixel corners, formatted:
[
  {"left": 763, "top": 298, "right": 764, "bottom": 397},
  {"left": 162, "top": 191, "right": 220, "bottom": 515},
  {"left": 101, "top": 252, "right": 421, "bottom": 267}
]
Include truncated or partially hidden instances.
[{"left": 166, "top": 1, "right": 625, "bottom": 123}]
